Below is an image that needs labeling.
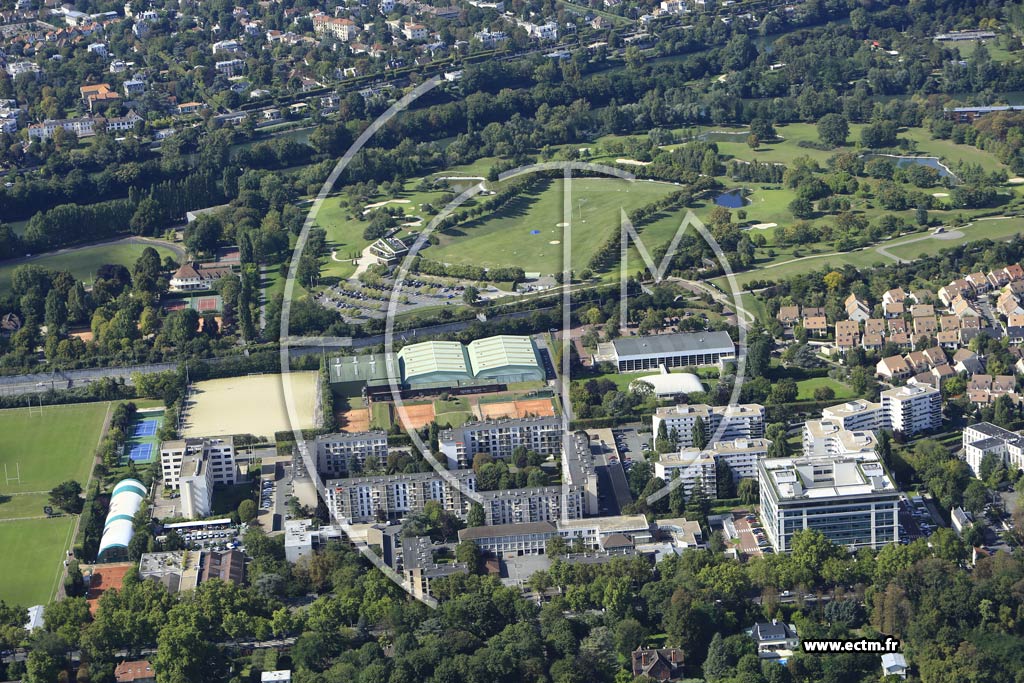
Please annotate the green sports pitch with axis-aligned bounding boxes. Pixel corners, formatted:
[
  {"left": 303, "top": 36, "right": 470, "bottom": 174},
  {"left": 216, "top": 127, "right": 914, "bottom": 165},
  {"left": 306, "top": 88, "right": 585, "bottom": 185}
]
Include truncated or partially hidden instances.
[
  {"left": 0, "top": 401, "right": 109, "bottom": 501},
  {"left": 0, "top": 401, "right": 110, "bottom": 606}
]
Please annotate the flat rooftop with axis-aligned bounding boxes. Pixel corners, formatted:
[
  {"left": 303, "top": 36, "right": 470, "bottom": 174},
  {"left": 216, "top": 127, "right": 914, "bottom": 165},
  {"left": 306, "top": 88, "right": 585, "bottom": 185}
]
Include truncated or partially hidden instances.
[
  {"left": 762, "top": 453, "right": 896, "bottom": 501},
  {"left": 612, "top": 331, "right": 734, "bottom": 358}
]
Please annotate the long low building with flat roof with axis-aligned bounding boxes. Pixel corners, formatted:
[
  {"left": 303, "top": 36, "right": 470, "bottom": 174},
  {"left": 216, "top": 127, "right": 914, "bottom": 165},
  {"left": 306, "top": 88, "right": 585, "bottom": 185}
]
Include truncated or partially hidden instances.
[
  {"left": 397, "top": 334, "right": 545, "bottom": 387},
  {"left": 653, "top": 403, "right": 765, "bottom": 448},
  {"left": 758, "top": 453, "right": 899, "bottom": 552},
  {"left": 458, "top": 514, "right": 652, "bottom": 556},
  {"left": 439, "top": 415, "right": 562, "bottom": 469},
  {"left": 598, "top": 331, "right": 735, "bottom": 372}
]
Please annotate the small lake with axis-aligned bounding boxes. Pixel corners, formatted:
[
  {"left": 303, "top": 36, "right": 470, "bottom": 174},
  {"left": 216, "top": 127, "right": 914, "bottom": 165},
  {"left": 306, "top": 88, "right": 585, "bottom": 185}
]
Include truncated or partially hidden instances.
[
  {"left": 864, "top": 154, "right": 958, "bottom": 181},
  {"left": 714, "top": 189, "right": 748, "bottom": 208}
]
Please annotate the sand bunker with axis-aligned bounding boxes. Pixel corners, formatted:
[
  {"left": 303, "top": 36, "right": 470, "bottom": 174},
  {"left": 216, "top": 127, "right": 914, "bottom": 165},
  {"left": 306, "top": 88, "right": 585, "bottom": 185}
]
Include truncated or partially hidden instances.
[
  {"left": 932, "top": 192, "right": 949, "bottom": 198},
  {"left": 615, "top": 158, "right": 651, "bottom": 166},
  {"left": 549, "top": 240, "right": 561, "bottom": 245},
  {"left": 747, "top": 222, "right": 777, "bottom": 230}
]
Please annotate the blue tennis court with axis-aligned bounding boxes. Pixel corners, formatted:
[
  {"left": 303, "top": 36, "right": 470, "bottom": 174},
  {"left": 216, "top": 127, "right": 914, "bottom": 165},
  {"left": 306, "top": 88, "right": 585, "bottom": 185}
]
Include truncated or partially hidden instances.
[
  {"left": 127, "top": 443, "right": 153, "bottom": 462},
  {"left": 133, "top": 419, "right": 159, "bottom": 437}
]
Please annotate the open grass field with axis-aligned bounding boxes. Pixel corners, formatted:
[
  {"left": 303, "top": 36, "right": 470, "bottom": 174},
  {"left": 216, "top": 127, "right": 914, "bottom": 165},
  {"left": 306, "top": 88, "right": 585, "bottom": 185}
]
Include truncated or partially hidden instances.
[
  {"left": 0, "top": 242, "right": 180, "bottom": 294},
  {"left": 796, "top": 377, "right": 856, "bottom": 401},
  {"left": 0, "top": 401, "right": 109, "bottom": 502},
  {"left": 883, "top": 217, "right": 1024, "bottom": 261},
  {"left": 181, "top": 373, "right": 318, "bottom": 440},
  {"left": 0, "top": 516, "right": 77, "bottom": 606},
  {"left": 429, "top": 177, "right": 678, "bottom": 275},
  {"left": 370, "top": 401, "right": 393, "bottom": 430}
]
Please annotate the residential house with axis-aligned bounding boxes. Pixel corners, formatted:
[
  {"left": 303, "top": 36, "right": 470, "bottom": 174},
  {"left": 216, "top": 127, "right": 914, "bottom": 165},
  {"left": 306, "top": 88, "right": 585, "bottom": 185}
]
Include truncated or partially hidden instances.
[
  {"left": 861, "top": 333, "right": 884, "bottom": 352},
  {"left": 1009, "top": 326, "right": 1024, "bottom": 345},
  {"left": 967, "top": 272, "right": 990, "bottom": 293},
  {"left": 114, "top": 660, "right": 156, "bottom": 683},
  {"left": 864, "top": 318, "right": 886, "bottom": 336},
  {"left": 169, "top": 262, "right": 233, "bottom": 291},
  {"left": 776, "top": 305, "right": 800, "bottom": 328},
  {"left": 176, "top": 102, "right": 205, "bottom": 115},
  {"left": 910, "top": 304, "right": 935, "bottom": 318},
  {"left": 913, "top": 316, "right": 938, "bottom": 341},
  {"left": 835, "top": 320, "right": 859, "bottom": 352},
  {"left": 401, "top": 22, "right": 428, "bottom": 41},
  {"left": 877, "top": 355, "right": 911, "bottom": 380},
  {"left": 968, "top": 374, "right": 1017, "bottom": 405},
  {"left": 882, "top": 287, "right": 907, "bottom": 308},
  {"left": 630, "top": 648, "right": 685, "bottom": 681},
  {"left": 1009, "top": 313, "right": 1024, "bottom": 328},
  {"left": 803, "top": 306, "right": 826, "bottom": 318},
  {"left": 940, "top": 315, "right": 960, "bottom": 331},
  {"left": 804, "top": 315, "right": 828, "bottom": 337},
  {"left": 845, "top": 294, "right": 870, "bottom": 322},
  {"left": 80, "top": 83, "right": 120, "bottom": 112},
  {"left": 883, "top": 301, "right": 905, "bottom": 319},
  {"left": 881, "top": 653, "right": 908, "bottom": 679},
  {"left": 951, "top": 295, "right": 982, "bottom": 319},
  {"left": 936, "top": 329, "right": 960, "bottom": 348},
  {"left": 998, "top": 290, "right": 1024, "bottom": 318},
  {"left": 953, "top": 348, "right": 985, "bottom": 375},
  {"left": 749, "top": 621, "right": 799, "bottom": 660}
]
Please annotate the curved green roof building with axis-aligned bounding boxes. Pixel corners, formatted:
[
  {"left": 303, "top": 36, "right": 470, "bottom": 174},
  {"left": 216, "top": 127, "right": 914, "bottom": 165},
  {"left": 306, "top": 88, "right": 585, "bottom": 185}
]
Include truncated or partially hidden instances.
[{"left": 396, "top": 335, "right": 545, "bottom": 387}]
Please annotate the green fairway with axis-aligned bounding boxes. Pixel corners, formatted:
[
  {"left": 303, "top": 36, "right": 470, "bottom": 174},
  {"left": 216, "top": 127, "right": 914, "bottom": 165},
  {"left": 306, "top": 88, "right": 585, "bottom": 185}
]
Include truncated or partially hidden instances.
[
  {"left": 796, "top": 377, "right": 856, "bottom": 401},
  {"left": 0, "top": 242, "right": 180, "bottom": 294},
  {"left": 429, "top": 177, "right": 678, "bottom": 275},
  {"left": 0, "top": 516, "right": 77, "bottom": 606},
  {"left": 0, "top": 401, "right": 109, "bottom": 498}
]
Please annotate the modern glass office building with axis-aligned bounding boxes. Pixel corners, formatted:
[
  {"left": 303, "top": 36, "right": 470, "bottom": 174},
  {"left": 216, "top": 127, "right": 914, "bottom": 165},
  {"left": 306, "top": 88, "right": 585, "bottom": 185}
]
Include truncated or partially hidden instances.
[{"left": 758, "top": 453, "right": 899, "bottom": 552}]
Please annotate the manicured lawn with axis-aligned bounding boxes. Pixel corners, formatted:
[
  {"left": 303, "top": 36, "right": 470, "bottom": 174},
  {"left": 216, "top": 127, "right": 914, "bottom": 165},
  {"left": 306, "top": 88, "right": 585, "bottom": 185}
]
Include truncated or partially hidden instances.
[
  {"left": 432, "top": 410, "right": 472, "bottom": 427},
  {"left": 0, "top": 492, "right": 51, "bottom": 520},
  {"left": 313, "top": 175, "right": 485, "bottom": 280},
  {"left": 0, "top": 243, "right": 180, "bottom": 294},
  {"left": 370, "top": 402, "right": 393, "bottom": 430},
  {"left": 0, "top": 401, "right": 109, "bottom": 497},
  {"left": 900, "top": 127, "right": 1010, "bottom": 174},
  {"left": 884, "top": 217, "right": 1024, "bottom": 260},
  {"left": 0, "top": 516, "right": 77, "bottom": 606},
  {"left": 430, "top": 177, "right": 678, "bottom": 275},
  {"left": 796, "top": 377, "right": 856, "bottom": 401},
  {"left": 433, "top": 397, "right": 469, "bottom": 413}
]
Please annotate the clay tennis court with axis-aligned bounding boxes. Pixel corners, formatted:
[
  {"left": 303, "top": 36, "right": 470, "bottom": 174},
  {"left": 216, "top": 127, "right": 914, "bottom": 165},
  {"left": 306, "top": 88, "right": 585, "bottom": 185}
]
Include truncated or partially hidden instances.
[
  {"left": 182, "top": 372, "right": 319, "bottom": 440},
  {"left": 339, "top": 408, "right": 370, "bottom": 433},
  {"left": 478, "top": 398, "right": 556, "bottom": 420},
  {"left": 197, "top": 296, "right": 219, "bottom": 312},
  {"left": 396, "top": 402, "right": 436, "bottom": 429}
]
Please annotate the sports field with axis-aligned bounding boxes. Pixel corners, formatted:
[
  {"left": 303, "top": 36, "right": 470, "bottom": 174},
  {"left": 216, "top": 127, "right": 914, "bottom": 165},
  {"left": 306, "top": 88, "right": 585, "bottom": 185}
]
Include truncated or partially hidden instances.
[
  {"left": 181, "top": 373, "right": 319, "bottom": 440},
  {"left": 0, "top": 401, "right": 109, "bottom": 501},
  {"left": 429, "top": 177, "right": 679, "bottom": 274},
  {"left": 0, "top": 401, "right": 109, "bottom": 605},
  {"left": 477, "top": 397, "right": 556, "bottom": 420},
  {"left": 0, "top": 516, "right": 77, "bottom": 605},
  {"left": 0, "top": 242, "right": 180, "bottom": 294},
  {"left": 121, "top": 409, "right": 164, "bottom": 465}
]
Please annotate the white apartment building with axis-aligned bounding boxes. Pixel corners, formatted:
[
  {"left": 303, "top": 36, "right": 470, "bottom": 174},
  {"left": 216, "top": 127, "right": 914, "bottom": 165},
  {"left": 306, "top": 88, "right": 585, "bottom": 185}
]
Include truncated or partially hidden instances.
[
  {"left": 653, "top": 454, "right": 717, "bottom": 497},
  {"left": 315, "top": 431, "right": 389, "bottom": 477},
  {"left": 821, "top": 399, "right": 887, "bottom": 432},
  {"left": 656, "top": 437, "right": 771, "bottom": 487},
  {"left": 962, "top": 421, "right": 1024, "bottom": 477},
  {"left": 179, "top": 452, "right": 214, "bottom": 519},
  {"left": 160, "top": 437, "right": 237, "bottom": 489},
  {"left": 438, "top": 416, "right": 562, "bottom": 469},
  {"left": 652, "top": 403, "right": 765, "bottom": 448},
  {"left": 880, "top": 385, "right": 942, "bottom": 435},
  {"left": 27, "top": 117, "right": 96, "bottom": 140},
  {"left": 758, "top": 453, "right": 899, "bottom": 552},
  {"left": 5, "top": 61, "right": 40, "bottom": 78},
  {"left": 215, "top": 59, "right": 246, "bottom": 77},
  {"left": 802, "top": 421, "right": 878, "bottom": 458},
  {"left": 402, "top": 23, "right": 428, "bottom": 41},
  {"left": 325, "top": 470, "right": 477, "bottom": 522}
]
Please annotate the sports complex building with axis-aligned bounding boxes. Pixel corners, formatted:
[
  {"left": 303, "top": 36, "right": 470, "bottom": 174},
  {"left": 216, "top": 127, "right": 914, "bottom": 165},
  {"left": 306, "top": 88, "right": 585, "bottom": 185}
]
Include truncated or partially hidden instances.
[
  {"left": 328, "top": 335, "right": 546, "bottom": 398},
  {"left": 97, "top": 478, "right": 147, "bottom": 561},
  {"left": 596, "top": 331, "right": 736, "bottom": 372}
]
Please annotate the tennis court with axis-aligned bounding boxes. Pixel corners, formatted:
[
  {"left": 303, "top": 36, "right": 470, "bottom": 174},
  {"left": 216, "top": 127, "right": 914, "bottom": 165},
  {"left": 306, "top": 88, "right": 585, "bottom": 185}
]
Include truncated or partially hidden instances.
[
  {"left": 127, "top": 443, "right": 154, "bottom": 462},
  {"left": 121, "top": 410, "right": 164, "bottom": 465},
  {"left": 197, "top": 296, "right": 218, "bottom": 312},
  {"left": 132, "top": 418, "right": 159, "bottom": 437}
]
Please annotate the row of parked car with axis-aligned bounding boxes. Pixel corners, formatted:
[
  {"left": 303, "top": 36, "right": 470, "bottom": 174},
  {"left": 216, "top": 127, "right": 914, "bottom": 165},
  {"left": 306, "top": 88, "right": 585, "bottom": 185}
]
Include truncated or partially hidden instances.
[{"left": 261, "top": 479, "right": 276, "bottom": 510}]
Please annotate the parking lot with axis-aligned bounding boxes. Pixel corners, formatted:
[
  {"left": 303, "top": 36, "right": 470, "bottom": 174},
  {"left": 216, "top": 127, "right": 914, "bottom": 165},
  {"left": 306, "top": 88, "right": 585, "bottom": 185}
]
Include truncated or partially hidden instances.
[
  {"left": 166, "top": 523, "right": 244, "bottom": 552},
  {"left": 314, "top": 274, "right": 470, "bottom": 322},
  {"left": 734, "top": 514, "right": 767, "bottom": 557}
]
